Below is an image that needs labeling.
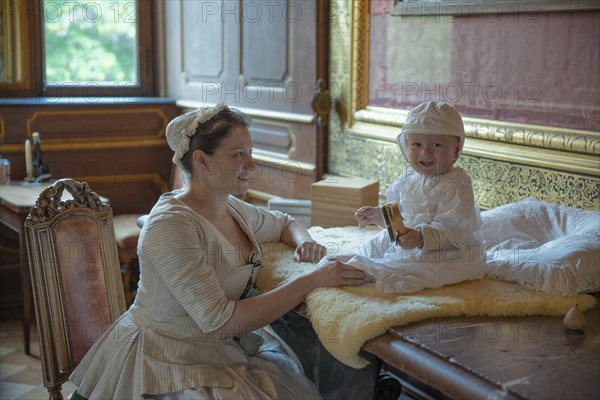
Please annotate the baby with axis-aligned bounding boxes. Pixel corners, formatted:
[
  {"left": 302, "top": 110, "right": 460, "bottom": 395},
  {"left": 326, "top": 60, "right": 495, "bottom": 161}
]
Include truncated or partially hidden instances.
[{"left": 348, "top": 101, "right": 486, "bottom": 293}]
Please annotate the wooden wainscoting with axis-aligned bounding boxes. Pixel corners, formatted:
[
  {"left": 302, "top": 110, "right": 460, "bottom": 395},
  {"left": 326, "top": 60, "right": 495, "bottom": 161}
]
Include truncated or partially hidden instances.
[{"left": 0, "top": 99, "right": 180, "bottom": 216}]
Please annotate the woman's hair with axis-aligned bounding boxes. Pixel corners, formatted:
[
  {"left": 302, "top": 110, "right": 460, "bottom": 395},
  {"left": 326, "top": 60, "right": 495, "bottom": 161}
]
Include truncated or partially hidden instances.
[{"left": 181, "top": 107, "right": 251, "bottom": 174}]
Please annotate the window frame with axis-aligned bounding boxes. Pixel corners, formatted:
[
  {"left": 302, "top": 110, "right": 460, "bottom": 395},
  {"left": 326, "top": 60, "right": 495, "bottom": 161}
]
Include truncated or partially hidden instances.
[{"left": 1, "top": 0, "right": 156, "bottom": 98}]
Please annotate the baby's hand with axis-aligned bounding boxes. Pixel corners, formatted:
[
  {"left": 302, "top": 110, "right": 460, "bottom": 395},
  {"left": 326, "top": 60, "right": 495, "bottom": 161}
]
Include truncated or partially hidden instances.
[
  {"left": 354, "top": 206, "right": 384, "bottom": 228},
  {"left": 396, "top": 228, "right": 423, "bottom": 249}
]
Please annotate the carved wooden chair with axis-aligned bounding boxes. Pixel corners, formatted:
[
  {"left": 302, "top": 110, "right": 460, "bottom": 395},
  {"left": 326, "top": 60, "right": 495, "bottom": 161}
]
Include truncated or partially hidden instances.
[{"left": 25, "top": 179, "right": 126, "bottom": 399}]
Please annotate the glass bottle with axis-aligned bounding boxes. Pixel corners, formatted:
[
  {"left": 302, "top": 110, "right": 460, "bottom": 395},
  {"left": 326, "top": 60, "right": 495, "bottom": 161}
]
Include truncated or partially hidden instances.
[
  {"left": 32, "top": 132, "right": 50, "bottom": 179},
  {"left": 0, "top": 156, "right": 11, "bottom": 184}
]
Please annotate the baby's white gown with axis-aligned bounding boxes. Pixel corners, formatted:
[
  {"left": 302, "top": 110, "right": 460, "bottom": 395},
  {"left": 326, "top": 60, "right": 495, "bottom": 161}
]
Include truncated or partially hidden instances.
[{"left": 344, "top": 166, "right": 486, "bottom": 293}]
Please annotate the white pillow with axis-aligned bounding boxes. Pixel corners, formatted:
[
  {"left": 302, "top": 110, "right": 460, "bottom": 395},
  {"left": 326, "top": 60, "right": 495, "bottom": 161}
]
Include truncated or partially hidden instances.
[{"left": 481, "top": 198, "right": 600, "bottom": 296}]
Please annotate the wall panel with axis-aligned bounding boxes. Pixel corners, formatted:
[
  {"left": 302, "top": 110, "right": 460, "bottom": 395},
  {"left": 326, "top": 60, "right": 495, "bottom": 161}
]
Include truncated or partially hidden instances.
[
  {"left": 165, "top": 0, "right": 321, "bottom": 198},
  {"left": 0, "top": 100, "right": 180, "bottom": 215}
]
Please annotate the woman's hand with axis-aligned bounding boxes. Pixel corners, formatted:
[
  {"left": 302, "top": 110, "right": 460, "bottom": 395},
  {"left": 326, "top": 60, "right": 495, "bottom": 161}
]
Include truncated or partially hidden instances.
[
  {"left": 214, "top": 255, "right": 365, "bottom": 340},
  {"left": 306, "top": 257, "right": 366, "bottom": 289},
  {"left": 396, "top": 228, "right": 423, "bottom": 249},
  {"left": 294, "top": 240, "right": 327, "bottom": 263},
  {"left": 355, "top": 206, "right": 384, "bottom": 228}
]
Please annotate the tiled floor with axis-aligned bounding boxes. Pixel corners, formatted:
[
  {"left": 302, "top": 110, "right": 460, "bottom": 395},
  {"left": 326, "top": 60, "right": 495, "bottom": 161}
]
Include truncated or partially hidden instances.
[{"left": 0, "top": 307, "right": 77, "bottom": 400}]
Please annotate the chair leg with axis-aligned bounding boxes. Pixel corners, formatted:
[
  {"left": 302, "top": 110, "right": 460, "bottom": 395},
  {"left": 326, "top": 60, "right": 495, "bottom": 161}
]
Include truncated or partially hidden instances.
[{"left": 48, "top": 385, "right": 64, "bottom": 400}]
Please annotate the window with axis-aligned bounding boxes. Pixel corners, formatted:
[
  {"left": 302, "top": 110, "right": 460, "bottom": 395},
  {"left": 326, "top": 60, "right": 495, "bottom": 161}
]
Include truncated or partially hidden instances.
[{"left": 1, "top": 0, "right": 155, "bottom": 98}]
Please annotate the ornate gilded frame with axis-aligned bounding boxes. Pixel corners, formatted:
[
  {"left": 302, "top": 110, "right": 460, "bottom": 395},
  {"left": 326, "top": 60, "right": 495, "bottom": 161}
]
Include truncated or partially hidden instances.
[
  {"left": 391, "top": 0, "right": 600, "bottom": 16},
  {"left": 328, "top": 0, "right": 599, "bottom": 210}
]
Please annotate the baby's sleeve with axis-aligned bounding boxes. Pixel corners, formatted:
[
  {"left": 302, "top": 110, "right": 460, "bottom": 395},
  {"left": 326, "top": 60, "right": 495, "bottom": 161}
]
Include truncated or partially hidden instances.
[
  {"left": 385, "top": 174, "right": 407, "bottom": 203},
  {"left": 416, "top": 181, "right": 481, "bottom": 251}
]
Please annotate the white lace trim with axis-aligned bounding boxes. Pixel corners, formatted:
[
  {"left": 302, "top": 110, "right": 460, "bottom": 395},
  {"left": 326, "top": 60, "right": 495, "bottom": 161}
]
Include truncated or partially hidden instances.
[{"left": 171, "top": 103, "right": 228, "bottom": 177}]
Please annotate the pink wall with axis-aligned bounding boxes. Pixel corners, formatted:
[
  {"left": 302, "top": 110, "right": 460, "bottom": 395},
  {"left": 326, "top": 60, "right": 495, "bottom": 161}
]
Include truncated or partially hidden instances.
[{"left": 369, "top": 1, "right": 600, "bottom": 131}]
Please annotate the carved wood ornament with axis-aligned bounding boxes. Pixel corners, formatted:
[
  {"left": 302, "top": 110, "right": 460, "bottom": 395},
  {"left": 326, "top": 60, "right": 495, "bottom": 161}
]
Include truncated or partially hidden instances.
[{"left": 28, "top": 179, "right": 106, "bottom": 224}]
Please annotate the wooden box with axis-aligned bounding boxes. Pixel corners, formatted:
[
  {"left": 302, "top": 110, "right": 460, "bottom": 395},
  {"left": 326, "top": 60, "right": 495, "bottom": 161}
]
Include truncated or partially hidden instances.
[{"left": 311, "top": 176, "right": 379, "bottom": 227}]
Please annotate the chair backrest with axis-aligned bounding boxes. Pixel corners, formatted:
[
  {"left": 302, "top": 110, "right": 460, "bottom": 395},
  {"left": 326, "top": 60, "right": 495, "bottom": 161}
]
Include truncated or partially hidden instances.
[{"left": 25, "top": 179, "right": 126, "bottom": 399}]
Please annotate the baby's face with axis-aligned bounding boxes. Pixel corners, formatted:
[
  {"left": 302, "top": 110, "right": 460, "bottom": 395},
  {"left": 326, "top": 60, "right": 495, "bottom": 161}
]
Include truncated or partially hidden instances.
[{"left": 405, "top": 134, "right": 460, "bottom": 177}]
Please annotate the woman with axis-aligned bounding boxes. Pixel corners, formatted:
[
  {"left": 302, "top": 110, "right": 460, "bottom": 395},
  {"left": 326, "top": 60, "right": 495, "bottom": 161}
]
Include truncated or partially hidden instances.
[{"left": 70, "top": 103, "right": 366, "bottom": 399}]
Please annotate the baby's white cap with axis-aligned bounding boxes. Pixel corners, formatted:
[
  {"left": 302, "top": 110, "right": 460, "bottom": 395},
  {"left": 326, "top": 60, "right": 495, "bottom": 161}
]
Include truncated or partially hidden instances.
[{"left": 396, "top": 101, "right": 465, "bottom": 158}]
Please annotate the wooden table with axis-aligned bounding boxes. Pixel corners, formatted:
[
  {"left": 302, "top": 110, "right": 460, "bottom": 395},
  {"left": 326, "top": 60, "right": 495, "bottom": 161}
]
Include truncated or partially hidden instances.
[
  {"left": 1, "top": 183, "right": 51, "bottom": 354},
  {"left": 363, "top": 293, "right": 600, "bottom": 400},
  {"left": 0, "top": 182, "right": 108, "bottom": 355}
]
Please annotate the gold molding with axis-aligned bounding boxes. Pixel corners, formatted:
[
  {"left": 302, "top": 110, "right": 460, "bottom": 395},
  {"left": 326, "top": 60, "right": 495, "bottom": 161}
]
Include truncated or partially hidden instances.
[
  {"left": 349, "top": 0, "right": 370, "bottom": 124},
  {"left": 0, "top": 138, "right": 168, "bottom": 154},
  {"left": 74, "top": 173, "right": 169, "bottom": 193},
  {"left": 16, "top": 108, "right": 170, "bottom": 151},
  {"left": 463, "top": 139, "right": 599, "bottom": 177},
  {"left": 344, "top": 0, "right": 599, "bottom": 155},
  {"left": 350, "top": 119, "right": 600, "bottom": 174},
  {"left": 390, "top": 0, "right": 600, "bottom": 16},
  {"left": 0, "top": 0, "right": 33, "bottom": 91},
  {"left": 355, "top": 106, "right": 600, "bottom": 155},
  {"left": 348, "top": 120, "right": 599, "bottom": 176}
]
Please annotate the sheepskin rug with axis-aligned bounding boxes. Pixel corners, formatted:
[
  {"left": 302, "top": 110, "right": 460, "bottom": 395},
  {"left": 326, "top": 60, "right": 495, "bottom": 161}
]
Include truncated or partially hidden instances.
[{"left": 256, "top": 226, "right": 597, "bottom": 368}]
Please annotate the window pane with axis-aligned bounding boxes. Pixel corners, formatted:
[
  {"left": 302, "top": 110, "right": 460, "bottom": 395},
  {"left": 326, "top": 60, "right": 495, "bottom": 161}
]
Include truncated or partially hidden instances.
[{"left": 43, "top": 0, "right": 138, "bottom": 83}]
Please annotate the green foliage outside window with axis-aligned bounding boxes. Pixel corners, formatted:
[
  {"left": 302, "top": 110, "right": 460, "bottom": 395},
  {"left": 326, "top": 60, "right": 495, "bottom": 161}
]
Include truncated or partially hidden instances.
[{"left": 43, "top": 0, "right": 138, "bottom": 83}]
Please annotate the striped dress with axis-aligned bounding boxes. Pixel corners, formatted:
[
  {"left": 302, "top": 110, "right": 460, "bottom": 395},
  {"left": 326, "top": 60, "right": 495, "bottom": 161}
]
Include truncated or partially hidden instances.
[{"left": 70, "top": 191, "right": 321, "bottom": 399}]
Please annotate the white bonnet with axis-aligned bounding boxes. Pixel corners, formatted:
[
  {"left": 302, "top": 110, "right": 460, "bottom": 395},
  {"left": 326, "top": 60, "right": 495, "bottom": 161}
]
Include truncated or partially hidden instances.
[
  {"left": 165, "top": 103, "right": 228, "bottom": 185},
  {"left": 396, "top": 101, "right": 465, "bottom": 158}
]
